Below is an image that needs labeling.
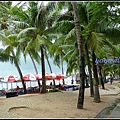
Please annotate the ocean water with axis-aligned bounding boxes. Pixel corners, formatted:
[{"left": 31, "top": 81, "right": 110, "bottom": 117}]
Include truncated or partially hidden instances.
[{"left": 0, "top": 55, "right": 75, "bottom": 90}]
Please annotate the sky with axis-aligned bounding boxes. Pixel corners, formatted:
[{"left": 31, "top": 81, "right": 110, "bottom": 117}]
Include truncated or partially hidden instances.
[
  {"left": 0, "top": 54, "right": 67, "bottom": 77},
  {"left": 12, "top": 1, "right": 49, "bottom": 6}
]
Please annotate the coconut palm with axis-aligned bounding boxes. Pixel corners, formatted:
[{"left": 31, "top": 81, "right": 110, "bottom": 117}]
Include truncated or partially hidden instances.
[
  {"left": 0, "top": 31, "right": 27, "bottom": 94},
  {"left": 87, "top": 1, "right": 120, "bottom": 102},
  {"left": 0, "top": 2, "right": 27, "bottom": 93},
  {"left": 14, "top": 1, "right": 63, "bottom": 93},
  {"left": 71, "top": 2, "right": 86, "bottom": 109},
  {"left": 50, "top": 2, "right": 95, "bottom": 97}
]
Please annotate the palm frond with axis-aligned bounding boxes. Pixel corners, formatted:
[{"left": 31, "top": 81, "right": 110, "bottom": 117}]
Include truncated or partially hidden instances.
[
  {"left": 54, "top": 20, "right": 74, "bottom": 33},
  {"left": 23, "top": 39, "right": 34, "bottom": 55},
  {"left": 30, "top": 49, "right": 41, "bottom": 64},
  {"left": 0, "top": 32, "right": 10, "bottom": 45},
  {"left": 10, "top": 6, "right": 29, "bottom": 21},
  {"left": 17, "top": 27, "right": 37, "bottom": 39},
  {"left": 103, "top": 27, "right": 120, "bottom": 44},
  {"left": 54, "top": 35, "right": 66, "bottom": 45},
  {"left": 0, "top": 48, "right": 12, "bottom": 62},
  {"left": 42, "top": 26, "right": 59, "bottom": 35},
  {"left": 65, "top": 28, "right": 75, "bottom": 41},
  {"left": 53, "top": 54, "right": 60, "bottom": 68},
  {"left": 62, "top": 49, "right": 75, "bottom": 61},
  {"left": 37, "top": 34, "right": 53, "bottom": 46},
  {"left": 4, "top": 46, "right": 11, "bottom": 55},
  {"left": 89, "top": 32, "right": 101, "bottom": 51},
  {"left": 12, "top": 21, "right": 29, "bottom": 29},
  {"left": 36, "top": 5, "right": 47, "bottom": 30},
  {"left": 6, "top": 34, "right": 18, "bottom": 47}
]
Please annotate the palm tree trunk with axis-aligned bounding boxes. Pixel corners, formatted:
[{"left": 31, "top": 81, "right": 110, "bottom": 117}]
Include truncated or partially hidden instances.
[
  {"left": 98, "top": 65, "right": 105, "bottom": 89},
  {"left": 103, "top": 69, "right": 107, "bottom": 83},
  {"left": 92, "top": 50, "right": 100, "bottom": 103},
  {"left": 61, "top": 52, "right": 65, "bottom": 85},
  {"left": 40, "top": 45, "right": 46, "bottom": 93},
  {"left": 11, "top": 49, "right": 27, "bottom": 94},
  {"left": 44, "top": 49, "right": 56, "bottom": 86},
  {"left": 28, "top": 51, "right": 41, "bottom": 92},
  {"left": 71, "top": 2, "right": 85, "bottom": 109},
  {"left": 85, "top": 43, "right": 94, "bottom": 97}
]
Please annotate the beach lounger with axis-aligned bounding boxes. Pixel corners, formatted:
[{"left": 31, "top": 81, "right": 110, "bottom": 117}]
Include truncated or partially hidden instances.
[{"left": 6, "top": 91, "right": 18, "bottom": 98}]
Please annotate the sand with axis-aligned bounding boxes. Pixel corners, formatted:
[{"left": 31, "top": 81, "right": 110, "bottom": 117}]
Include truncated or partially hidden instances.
[{"left": 0, "top": 80, "right": 120, "bottom": 118}]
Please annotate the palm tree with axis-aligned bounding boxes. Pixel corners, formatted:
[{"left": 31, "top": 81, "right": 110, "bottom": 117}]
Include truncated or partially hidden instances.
[
  {"left": 50, "top": 3, "right": 119, "bottom": 101},
  {"left": 0, "top": 31, "right": 27, "bottom": 94},
  {"left": 15, "top": 1, "right": 62, "bottom": 93},
  {"left": 40, "top": 45, "right": 46, "bottom": 93},
  {"left": 71, "top": 2, "right": 85, "bottom": 109},
  {"left": 91, "top": 50, "right": 100, "bottom": 102},
  {"left": 16, "top": 35, "right": 41, "bottom": 91},
  {"left": 0, "top": 2, "right": 27, "bottom": 93},
  {"left": 50, "top": 2, "right": 95, "bottom": 96},
  {"left": 43, "top": 47, "right": 56, "bottom": 86},
  {"left": 87, "top": 1, "right": 120, "bottom": 102},
  {"left": 85, "top": 43, "right": 94, "bottom": 96}
]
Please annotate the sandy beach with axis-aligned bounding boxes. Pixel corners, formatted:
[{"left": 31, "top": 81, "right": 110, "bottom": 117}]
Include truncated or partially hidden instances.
[{"left": 0, "top": 80, "right": 120, "bottom": 118}]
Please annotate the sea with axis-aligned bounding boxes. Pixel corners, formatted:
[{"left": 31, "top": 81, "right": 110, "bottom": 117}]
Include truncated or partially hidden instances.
[{"left": 0, "top": 55, "right": 76, "bottom": 90}]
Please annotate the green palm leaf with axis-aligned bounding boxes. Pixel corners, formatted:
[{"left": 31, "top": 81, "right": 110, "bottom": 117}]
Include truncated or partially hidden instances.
[
  {"left": 12, "top": 21, "right": 29, "bottom": 29},
  {"left": 17, "top": 27, "right": 38, "bottom": 39}
]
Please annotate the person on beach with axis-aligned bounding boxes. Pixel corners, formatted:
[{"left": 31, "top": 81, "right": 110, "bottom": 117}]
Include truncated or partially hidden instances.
[
  {"left": 110, "top": 74, "right": 113, "bottom": 84},
  {"left": 1, "top": 89, "right": 6, "bottom": 95},
  {"left": 49, "top": 82, "right": 54, "bottom": 89},
  {"left": 16, "top": 85, "right": 19, "bottom": 90},
  {"left": 16, "top": 86, "right": 20, "bottom": 92},
  {"left": 71, "top": 79, "right": 74, "bottom": 84},
  {"left": 16, "top": 86, "right": 23, "bottom": 95}
]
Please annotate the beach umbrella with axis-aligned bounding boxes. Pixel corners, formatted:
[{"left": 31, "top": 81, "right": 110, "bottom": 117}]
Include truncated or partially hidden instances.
[
  {"left": 1, "top": 75, "right": 18, "bottom": 89},
  {"left": 35, "top": 73, "right": 54, "bottom": 86},
  {"left": 23, "top": 74, "right": 37, "bottom": 87},
  {"left": 35, "top": 74, "right": 42, "bottom": 80},
  {"left": 35, "top": 73, "right": 65, "bottom": 86},
  {"left": 44, "top": 73, "right": 63, "bottom": 80},
  {"left": 23, "top": 74, "right": 37, "bottom": 81},
  {"left": 51, "top": 73, "right": 57, "bottom": 79},
  {"left": 36, "top": 73, "right": 56, "bottom": 80},
  {"left": 35, "top": 73, "right": 56, "bottom": 86},
  {"left": 45, "top": 73, "right": 54, "bottom": 80},
  {"left": 4, "top": 75, "right": 18, "bottom": 82},
  {"left": 36, "top": 73, "right": 54, "bottom": 80},
  {"left": 53, "top": 73, "right": 65, "bottom": 80},
  {"left": 39, "top": 73, "right": 65, "bottom": 80}
]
